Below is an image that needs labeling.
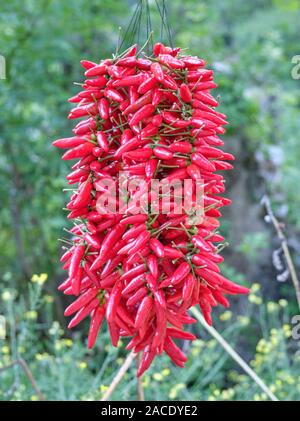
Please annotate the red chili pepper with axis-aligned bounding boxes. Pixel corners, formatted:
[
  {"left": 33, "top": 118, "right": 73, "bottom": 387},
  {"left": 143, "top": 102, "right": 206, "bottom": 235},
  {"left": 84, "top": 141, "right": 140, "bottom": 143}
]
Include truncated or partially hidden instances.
[
  {"left": 169, "top": 141, "right": 192, "bottom": 154},
  {"left": 124, "top": 148, "right": 153, "bottom": 161},
  {"left": 161, "top": 168, "right": 188, "bottom": 183},
  {"left": 161, "top": 110, "right": 190, "bottom": 128},
  {"left": 98, "top": 98, "right": 109, "bottom": 120},
  {"left": 159, "top": 54, "right": 185, "bottom": 69},
  {"left": 151, "top": 62, "right": 164, "bottom": 82},
  {"left": 120, "top": 214, "right": 148, "bottom": 226},
  {"left": 127, "top": 286, "right": 148, "bottom": 307},
  {"left": 91, "top": 224, "right": 125, "bottom": 269},
  {"left": 122, "top": 91, "right": 152, "bottom": 116},
  {"left": 71, "top": 266, "right": 83, "bottom": 296},
  {"left": 149, "top": 238, "right": 165, "bottom": 258},
  {"left": 65, "top": 287, "right": 99, "bottom": 317},
  {"left": 87, "top": 306, "right": 106, "bottom": 349},
  {"left": 138, "top": 76, "right": 158, "bottom": 94},
  {"left": 147, "top": 254, "right": 158, "bottom": 279},
  {"left": 180, "top": 83, "right": 192, "bottom": 103},
  {"left": 104, "top": 88, "right": 124, "bottom": 102},
  {"left": 191, "top": 152, "right": 216, "bottom": 172},
  {"left": 96, "top": 131, "right": 109, "bottom": 153},
  {"left": 62, "top": 142, "right": 94, "bottom": 160},
  {"left": 138, "top": 123, "right": 156, "bottom": 139},
  {"left": 120, "top": 263, "right": 146, "bottom": 282},
  {"left": 122, "top": 274, "right": 145, "bottom": 295},
  {"left": 68, "top": 298, "right": 99, "bottom": 328},
  {"left": 182, "top": 274, "right": 195, "bottom": 303},
  {"left": 68, "top": 245, "right": 85, "bottom": 279},
  {"left": 116, "top": 55, "right": 137, "bottom": 67},
  {"left": 129, "top": 104, "right": 155, "bottom": 127},
  {"left": 84, "top": 62, "right": 107, "bottom": 76},
  {"left": 53, "top": 136, "right": 87, "bottom": 149},
  {"left": 153, "top": 146, "right": 174, "bottom": 160},
  {"left": 144, "top": 160, "right": 157, "bottom": 179},
  {"left": 106, "top": 280, "right": 123, "bottom": 322},
  {"left": 80, "top": 59, "right": 97, "bottom": 69},
  {"left": 137, "top": 345, "right": 156, "bottom": 377},
  {"left": 108, "top": 321, "right": 120, "bottom": 347},
  {"left": 116, "top": 303, "right": 135, "bottom": 327},
  {"left": 152, "top": 88, "right": 163, "bottom": 107},
  {"left": 73, "top": 179, "right": 92, "bottom": 208},
  {"left": 163, "top": 246, "right": 184, "bottom": 259},
  {"left": 161, "top": 73, "right": 178, "bottom": 90},
  {"left": 194, "top": 91, "right": 218, "bottom": 106},
  {"left": 192, "top": 235, "right": 212, "bottom": 252},
  {"left": 164, "top": 336, "right": 187, "bottom": 363},
  {"left": 167, "top": 327, "right": 196, "bottom": 341},
  {"left": 134, "top": 295, "right": 153, "bottom": 329},
  {"left": 127, "top": 230, "right": 150, "bottom": 256},
  {"left": 170, "top": 262, "right": 190, "bottom": 285},
  {"left": 99, "top": 269, "right": 119, "bottom": 287},
  {"left": 122, "top": 223, "right": 146, "bottom": 242},
  {"left": 186, "top": 164, "right": 202, "bottom": 180},
  {"left": 60, "top": 249, "right": 72, "bottom": 263},
  {"left": 113, "top": 73, "right": 145, "bottom": 88}
]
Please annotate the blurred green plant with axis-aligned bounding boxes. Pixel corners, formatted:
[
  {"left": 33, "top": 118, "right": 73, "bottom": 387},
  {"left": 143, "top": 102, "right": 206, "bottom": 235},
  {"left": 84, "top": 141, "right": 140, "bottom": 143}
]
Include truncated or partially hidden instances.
[{"left": 0, "top": 276, "right": 299, "bottom": 401}]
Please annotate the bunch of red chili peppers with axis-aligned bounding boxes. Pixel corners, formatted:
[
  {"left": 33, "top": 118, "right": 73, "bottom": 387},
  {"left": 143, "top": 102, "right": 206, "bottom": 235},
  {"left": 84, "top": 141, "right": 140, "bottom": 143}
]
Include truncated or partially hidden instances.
[{"left": 54, "top": 42, "right": 249, "bottom": 377}]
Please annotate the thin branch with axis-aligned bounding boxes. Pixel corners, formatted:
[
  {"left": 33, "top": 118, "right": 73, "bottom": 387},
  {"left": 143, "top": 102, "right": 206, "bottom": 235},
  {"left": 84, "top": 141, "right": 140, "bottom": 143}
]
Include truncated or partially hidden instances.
[
  {"left": 136, "top": 353, "right": 145, "bottom": 401},
  {"left": 101, "top": 352, "right": 137, "bottom": 401},
  {"left": 262, "top": 195, "right": 300, "bottom": 310},
  {"left": 191, "top": 308, "right": 279, "bottom": 402},
  {"left": 0, "top": 359, "right": 45, "bottom": 401}
]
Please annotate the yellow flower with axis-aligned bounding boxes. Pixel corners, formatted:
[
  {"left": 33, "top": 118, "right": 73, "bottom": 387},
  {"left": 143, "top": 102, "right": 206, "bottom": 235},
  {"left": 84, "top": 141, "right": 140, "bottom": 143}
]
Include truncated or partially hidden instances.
[
  {"left": 31, "top": 395, "right": 39, "bottom": 401},
  {"left": 278, "top": 299, "right": 288, "bottom": 308},
  {"left": 25, "top": 310, "right": 38, "bottom": 320},
  {"left": 2, "top": 346, "right": 10, "bottom": 354},
  {"left": 49, "top": 321, "right": 63, "bottom": 336},
  {"left": 162, "top": 368, "right": 170, "bottom": 377},
  {"left": 35, "top": 352, "right": 50, "bottom": 361},
  {"left": 283, "top": 324, "right": 292, "bottom": 338},
  {"left": 192, "top": 339, "right": 205, "bottom": 348},
  {"left": 54, "top": 340, "right": 62, "bottom": 351},
  {"left": 237, "top": 315, "right": 250, "bottom": 326},
  {"left": 267, "top": 301, "right": 278, "bottom": 313},
  {"left": 220, "top": 311, "right": 232, "bottom": 321},
  {"left": 221, "top": 388, "right": 235, "bottom": 400},
  {"left": 100, "top": 384, "right": 108, "bottom": 394},
  {"left": 77, "top": 361, "right": 87, "bottom": 370},
  {"left": 169, "top": 383, "right": 185, "bottom": 400},
  {"left": 153, "top": 372, "right": 163, "bottom": 381},
  {"left": 31, "top": 273, "right": 48, "bottom": 285},
  {"left": 44, "top": 295, "right": 54, "bottom": 304},
  {"left": 62, "top": 338, "right": 73, "bottom": 347},
  {"left": 2, "top": 290, "right": 13, "bottom": 302},
  {"left": 142, "top": 375, "right": 150, "bottom": 388},
  {"left": 248, "top": 294, "right": 262, "bottom": 305},
  {"left": 250, "top": 283, "right": 261, "bottom": 293}
]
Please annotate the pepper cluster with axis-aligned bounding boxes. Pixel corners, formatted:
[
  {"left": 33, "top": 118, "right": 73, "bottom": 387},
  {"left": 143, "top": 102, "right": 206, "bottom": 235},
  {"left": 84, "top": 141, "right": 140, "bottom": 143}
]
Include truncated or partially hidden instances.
[{"left": 54, "top": 43, "right": 249, "bottom": 376}]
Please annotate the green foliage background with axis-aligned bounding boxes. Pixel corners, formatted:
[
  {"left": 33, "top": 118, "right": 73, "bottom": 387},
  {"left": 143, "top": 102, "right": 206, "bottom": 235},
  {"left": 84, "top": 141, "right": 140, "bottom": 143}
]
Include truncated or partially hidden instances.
[{"left": 0, "top": 0, "right": 299, "bottom": 401}]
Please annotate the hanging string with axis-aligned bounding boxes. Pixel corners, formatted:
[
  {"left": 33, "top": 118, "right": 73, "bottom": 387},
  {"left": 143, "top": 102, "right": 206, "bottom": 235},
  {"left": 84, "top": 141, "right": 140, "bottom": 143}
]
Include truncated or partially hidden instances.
[
  {"left": 118, "top": 0, "right": 173, "bottom": 55},
  {"left": 155, "top": 0, "right": 173, "bottom": 48},
  {"left": 117, "top": 0, "right": 143, "bottom": 54},
  {"left": 146, "top": 0, "right": 153, "bottom": 53}
]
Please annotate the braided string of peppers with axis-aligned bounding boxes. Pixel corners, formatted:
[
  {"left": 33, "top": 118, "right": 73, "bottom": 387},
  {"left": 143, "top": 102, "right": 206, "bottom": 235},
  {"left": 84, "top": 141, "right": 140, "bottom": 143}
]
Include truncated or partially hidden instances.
[{"left": 53, "top": 43, "right": 249, "bottom": 376}]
